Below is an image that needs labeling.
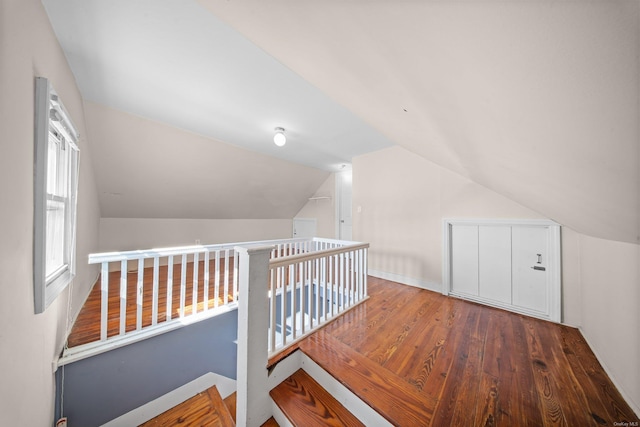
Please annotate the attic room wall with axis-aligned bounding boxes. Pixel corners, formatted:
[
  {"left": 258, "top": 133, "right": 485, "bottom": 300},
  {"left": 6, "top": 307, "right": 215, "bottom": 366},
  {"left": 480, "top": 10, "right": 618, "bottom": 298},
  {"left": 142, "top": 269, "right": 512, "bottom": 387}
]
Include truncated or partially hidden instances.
[
  {"left": 294, "top": 173, "right": 336, "bottom": 239},
  {"left": 84, "top": 102, "right": 330, "bottom": 250},
  {"left": 99, "top": 218, "right": 292, "bottom": 252},
  {"left": 352, "top": 145, "right": 639, "bottom": 415},
  {"left": 0, "top": 0, "right": 101, "bottom": 425}
]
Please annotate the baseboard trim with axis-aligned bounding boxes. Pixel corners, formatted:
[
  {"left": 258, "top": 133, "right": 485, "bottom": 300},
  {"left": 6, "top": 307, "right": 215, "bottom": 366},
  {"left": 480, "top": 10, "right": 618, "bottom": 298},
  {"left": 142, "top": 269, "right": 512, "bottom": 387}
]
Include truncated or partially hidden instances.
[
  {"left": 368, "top": 269, "right": 441, "bottom": 293},
  {"left": 578, "top": 327, "right": 640, "bottom": 418},
  {"left": 102, "top": 372, "right": 236, "bottom": 426}
]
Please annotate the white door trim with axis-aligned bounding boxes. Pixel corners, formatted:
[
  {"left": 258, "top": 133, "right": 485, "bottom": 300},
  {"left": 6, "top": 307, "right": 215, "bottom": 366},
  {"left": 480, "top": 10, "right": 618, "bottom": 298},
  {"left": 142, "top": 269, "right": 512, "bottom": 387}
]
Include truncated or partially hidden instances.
[{"left": 442, "top": 218, "right": 562, "bottom": 323}]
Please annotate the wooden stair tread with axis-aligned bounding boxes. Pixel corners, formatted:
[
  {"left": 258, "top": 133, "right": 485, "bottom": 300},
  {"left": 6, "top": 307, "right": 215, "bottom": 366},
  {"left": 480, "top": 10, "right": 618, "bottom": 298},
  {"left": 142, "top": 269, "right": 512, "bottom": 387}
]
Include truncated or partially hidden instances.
[
  {"left": 260, "top": 417, "right": 279, "bottom": 426},
  {"left": 140, "top": 385, "right": 235, "bottom": 427},
  {"left": 299, "top": 330, "right": 436, "bottom": 426},
  {"left": 270, "top": 369, "right": 364, "bottom": 427},
  {"left": 223, "top": 392, "right": 236, "bottom": 423}
]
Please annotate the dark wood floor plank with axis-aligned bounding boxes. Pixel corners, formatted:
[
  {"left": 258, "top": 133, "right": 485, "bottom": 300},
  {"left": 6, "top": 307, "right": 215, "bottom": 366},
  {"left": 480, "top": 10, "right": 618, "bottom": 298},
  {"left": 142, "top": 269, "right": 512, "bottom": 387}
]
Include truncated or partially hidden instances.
[
  {"left": 300, "top": 278, "right": 638, "bottom": 426},
  {"left": 447, "top": 311, "right": 487, "bottom": 427},
  {"left": 561, "top": 325, "right": 639, "bottom": 422},
  {"left": 429, "top": 304, "right": 483, "bottom": 426},
  {"left": 270, "top": 369, "right": 364, "bottom": 427},
  {"left": 558, "top": 326, "right": 622, "bottom": 425},
  {"left": 522, "top": 317, "right": 569, "bottom": 426}
]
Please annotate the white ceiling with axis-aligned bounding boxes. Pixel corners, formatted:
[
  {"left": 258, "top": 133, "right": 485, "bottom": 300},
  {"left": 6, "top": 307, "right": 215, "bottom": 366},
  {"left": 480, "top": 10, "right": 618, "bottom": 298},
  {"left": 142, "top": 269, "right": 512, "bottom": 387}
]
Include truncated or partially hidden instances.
[
  {"left": 42, "top": 0, "right": 639, "bottom": 242},
  {"left": 41, "top": 0, "right": 394, "bottom": 172},
  {"left": 199, "top": 0, "right": 639, "bottom": 244}
]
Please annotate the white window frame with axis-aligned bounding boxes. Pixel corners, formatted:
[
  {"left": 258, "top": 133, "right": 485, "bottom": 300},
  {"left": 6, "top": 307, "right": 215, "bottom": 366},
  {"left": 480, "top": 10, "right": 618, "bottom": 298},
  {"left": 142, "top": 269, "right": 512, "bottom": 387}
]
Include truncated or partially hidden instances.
[{"left": 34, "top": 77, "right": 80, "bottom": 313}]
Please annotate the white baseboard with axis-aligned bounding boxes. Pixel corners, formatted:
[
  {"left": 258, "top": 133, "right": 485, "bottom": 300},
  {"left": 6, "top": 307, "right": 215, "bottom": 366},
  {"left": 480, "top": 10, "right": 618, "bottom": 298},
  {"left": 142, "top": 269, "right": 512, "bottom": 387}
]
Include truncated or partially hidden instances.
[
  {"left": 368, "top": 269, "right": 441, "bottom": 293},
  {"left": 102, "top": 372, "right": 236, "bottom": 426},
  {"left": 578, "top": 327, "right": 640, "bottom": 418}
]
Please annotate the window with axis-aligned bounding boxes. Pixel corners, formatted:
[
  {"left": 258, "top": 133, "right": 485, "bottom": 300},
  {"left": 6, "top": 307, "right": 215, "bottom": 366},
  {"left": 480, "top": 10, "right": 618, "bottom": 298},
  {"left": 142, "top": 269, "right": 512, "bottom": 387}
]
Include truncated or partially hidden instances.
[{"left": 34, "top": 77, "right": 80, "bottom": 313}]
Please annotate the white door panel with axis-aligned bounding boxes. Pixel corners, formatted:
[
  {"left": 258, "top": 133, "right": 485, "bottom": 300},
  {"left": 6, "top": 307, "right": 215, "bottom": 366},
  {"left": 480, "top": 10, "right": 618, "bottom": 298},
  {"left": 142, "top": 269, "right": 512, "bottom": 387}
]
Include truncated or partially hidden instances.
[
  {"left": 293, "top": 218, "right": 317, "bottom": 238},
  {"left": 512, "top": 226, "right": 548, "bottom": 313},
  {"left": 451, "top": 225, "right": 479, "bottom": 296},
  {"left": 337, "top": 171, "right": 352, "bottom": 240},
  {"left": 479, "top": 226, "right": 512, "bottom": 304},
  {"left": 444, "top": 219, "right": 561, "bottom": 323}
]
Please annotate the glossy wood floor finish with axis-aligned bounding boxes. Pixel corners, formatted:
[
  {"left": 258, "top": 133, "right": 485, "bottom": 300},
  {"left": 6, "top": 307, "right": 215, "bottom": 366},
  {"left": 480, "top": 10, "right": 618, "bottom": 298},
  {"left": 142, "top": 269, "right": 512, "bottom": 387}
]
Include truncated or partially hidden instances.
[
  {"left": 271, "top": 369, "right": 365, "bottom": 426},
  {"left": 141, "top": 385, "right": 235, "bottom": 427},
  {"left": 68, "top": 259, "right": 236, "bottom": 347},
  {"left": 68, "top": 270, "right": 638, "bottom": 426},
  {"left": 295, "top": 276, "right": 639, "bottom": 427}
]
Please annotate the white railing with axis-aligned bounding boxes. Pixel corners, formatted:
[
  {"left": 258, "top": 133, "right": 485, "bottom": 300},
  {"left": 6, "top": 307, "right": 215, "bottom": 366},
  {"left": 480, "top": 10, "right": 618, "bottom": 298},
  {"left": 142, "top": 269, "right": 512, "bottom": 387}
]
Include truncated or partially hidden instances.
[
  {"left": 267, "top": 241, "right": 369, "bottom": 356},
  {"left": 78, "top": 238, "right": 313, "bottom": 351},
  {"left": 74, "top": 238, "right": 361, "bottom": 353},
  {"left": 234, "top": 239, "right": 369, "bottom": 426}
]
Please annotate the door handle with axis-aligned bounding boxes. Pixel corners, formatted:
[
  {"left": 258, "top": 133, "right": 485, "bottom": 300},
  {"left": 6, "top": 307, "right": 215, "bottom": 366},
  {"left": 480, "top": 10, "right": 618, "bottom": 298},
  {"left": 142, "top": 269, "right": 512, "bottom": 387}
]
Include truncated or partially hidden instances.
[{"left": 531, "top": 266, "right": 546, "bottom": 271}]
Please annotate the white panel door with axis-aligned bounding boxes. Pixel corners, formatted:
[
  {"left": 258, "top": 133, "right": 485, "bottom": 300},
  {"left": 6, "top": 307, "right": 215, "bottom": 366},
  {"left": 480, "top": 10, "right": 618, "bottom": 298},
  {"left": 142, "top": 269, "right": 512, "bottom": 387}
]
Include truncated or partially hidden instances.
[
  {"left": 337, "top": 171, "right": 352, "bottom": 240},
  {"left": 512, "top": 226, "right": 548, "bottom": 314},
  {"left": 451, "top": 225, "right": 479, "bottom": 296},
  {"left": 444, "top": 219, "right": 561, "bottom": 322},
  {"left": 293, "top": 218, "right": 317, "bottom": 238},
  {"left": 478, "top": 226, "right": 512, "bottom": 304}
]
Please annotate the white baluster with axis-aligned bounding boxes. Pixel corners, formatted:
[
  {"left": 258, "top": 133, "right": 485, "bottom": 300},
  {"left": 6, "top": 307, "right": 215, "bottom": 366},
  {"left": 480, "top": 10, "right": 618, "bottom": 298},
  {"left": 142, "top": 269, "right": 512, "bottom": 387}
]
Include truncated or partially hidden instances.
[
  {"left": 180, "top": 254, "right": 187, "bottom": 318},
  {"left": 192, "top": 252, "right": 199, "bottom": 315},
  {"left": 136, "top": 258, "right": 144, "bottom": 330},
  {"left": 203, "top": 250, "right": 209, "bottom": 312},
  {"left": 152, "top": 257, "right": 159, "bottom": 325},
  {"left": 214, "top": 251, "right": 220, "bottom": 308},
  {"left": 167, "top": 255, "right": 174, "bottom": 321},
  {"left": 100, "top": 262, "right": 109, "bottom": 341},
  {"left": 120, "top": 260, "right": 127, "bottom": 335}
]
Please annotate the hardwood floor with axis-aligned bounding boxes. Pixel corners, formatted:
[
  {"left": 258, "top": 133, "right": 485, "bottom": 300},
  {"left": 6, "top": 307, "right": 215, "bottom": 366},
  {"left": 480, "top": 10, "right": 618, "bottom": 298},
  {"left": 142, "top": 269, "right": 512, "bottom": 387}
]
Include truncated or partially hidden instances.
[
  {"left": 68, "top": 259, "right": 236, "bottom": 347},
  {"left": 67, "top": 269, "right": 638, "bottom": 426},
  {"left": 295, "top": 276, "right": 639, "bottom": 426}
]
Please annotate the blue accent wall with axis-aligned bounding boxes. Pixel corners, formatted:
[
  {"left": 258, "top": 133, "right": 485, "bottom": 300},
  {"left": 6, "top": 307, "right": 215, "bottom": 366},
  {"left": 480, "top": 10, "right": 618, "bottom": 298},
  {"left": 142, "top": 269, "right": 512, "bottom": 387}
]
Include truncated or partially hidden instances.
[{"left": 57, "top": 309, "right": 237, "bottom": 427}]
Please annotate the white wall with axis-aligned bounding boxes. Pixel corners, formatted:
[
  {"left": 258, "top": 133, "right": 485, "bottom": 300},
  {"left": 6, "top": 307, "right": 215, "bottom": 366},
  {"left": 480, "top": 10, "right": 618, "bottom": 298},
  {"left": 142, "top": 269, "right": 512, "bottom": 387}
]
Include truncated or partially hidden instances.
[
  {"left": 99, "top": 218, "right": 293, "bottom": 252},
  {"left": 207, "top": 0, "right": 640, "bottom": 245},
  {"left": 352, "top": 147, "right": 573, "bottom": 291},
  {"left": 579, "top": 236, "right": 639, "bottom": 414},
  {"left": 294, "top": 173, "right": 336, "bottom": 239},
  {"left": 353, "top": 145, "right": 638, "bottom": 415},
  {"left": 0, "top": 0, "right": 101, "bottom": 425}
]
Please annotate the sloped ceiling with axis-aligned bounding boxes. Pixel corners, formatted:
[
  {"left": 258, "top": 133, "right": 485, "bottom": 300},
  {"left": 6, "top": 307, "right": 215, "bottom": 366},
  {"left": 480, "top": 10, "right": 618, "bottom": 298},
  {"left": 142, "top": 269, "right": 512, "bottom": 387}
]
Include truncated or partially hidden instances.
[
  {"left": 42, "top": 0, "right": 393, "bottom": 219},
  {"left": 200, "top": 0, "right": 640, "bottom": 244},
  {"left": 84, "top": 102, "right": 330, "bottom": 219},
  {"left": 44, "top": 0, "right": 639, "bottom": 240}
]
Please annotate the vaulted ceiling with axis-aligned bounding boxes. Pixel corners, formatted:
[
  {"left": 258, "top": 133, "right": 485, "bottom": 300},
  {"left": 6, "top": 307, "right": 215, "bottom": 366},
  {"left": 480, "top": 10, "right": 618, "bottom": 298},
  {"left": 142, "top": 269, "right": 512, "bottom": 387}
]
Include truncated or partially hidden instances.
[
  {"left": 44, "top": 0, "right": 639, "bottom": 242},
  {"left": 199, "top": 0, "right": 639, "bottom": 244}
]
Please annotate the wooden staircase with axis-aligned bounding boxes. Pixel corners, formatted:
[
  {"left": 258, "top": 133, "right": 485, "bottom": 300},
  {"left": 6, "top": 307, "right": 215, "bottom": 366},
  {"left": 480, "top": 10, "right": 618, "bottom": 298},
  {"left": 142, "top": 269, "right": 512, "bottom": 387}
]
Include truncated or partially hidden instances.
[
  {"left": 270, "top": 369, "right": 364, "bottom": 426},
  {"left": 140, "top": 385, "right": 236, "bottom": 426},
  {"left": 299, "top": 330, "right": 435, "bottom": 426}
]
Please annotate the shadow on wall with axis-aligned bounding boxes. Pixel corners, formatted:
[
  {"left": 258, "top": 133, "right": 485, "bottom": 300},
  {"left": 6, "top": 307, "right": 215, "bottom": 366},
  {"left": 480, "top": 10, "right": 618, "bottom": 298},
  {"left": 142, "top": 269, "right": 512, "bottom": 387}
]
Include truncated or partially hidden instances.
[{"left": 369, "top": 248, "right": 441, "bottom": 287}]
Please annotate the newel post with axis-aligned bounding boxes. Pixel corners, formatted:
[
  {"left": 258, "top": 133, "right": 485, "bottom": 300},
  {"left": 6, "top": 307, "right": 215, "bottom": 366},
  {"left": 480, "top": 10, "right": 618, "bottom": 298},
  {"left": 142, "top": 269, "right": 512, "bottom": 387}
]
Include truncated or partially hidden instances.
[{"left": 235, "top": 245, "right": 273, "bottom": 427}]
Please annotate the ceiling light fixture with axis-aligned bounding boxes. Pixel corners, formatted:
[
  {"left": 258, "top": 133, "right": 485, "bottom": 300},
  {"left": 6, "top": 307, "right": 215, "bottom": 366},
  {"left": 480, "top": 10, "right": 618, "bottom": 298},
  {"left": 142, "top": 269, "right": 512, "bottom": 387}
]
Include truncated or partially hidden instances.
[{"left": 273, "top": 127, "right": 286, "bottom": 147}]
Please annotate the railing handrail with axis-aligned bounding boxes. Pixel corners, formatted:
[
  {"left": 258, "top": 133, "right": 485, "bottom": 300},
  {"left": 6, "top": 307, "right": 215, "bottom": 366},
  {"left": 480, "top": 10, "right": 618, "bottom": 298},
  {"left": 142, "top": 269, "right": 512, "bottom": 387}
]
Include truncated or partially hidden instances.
[
  {"left": 269, "top": 242, "right": 369, "bottom": 269},
  {"left": 88, "top": 237, "right": 315, "bottom": 264}
]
